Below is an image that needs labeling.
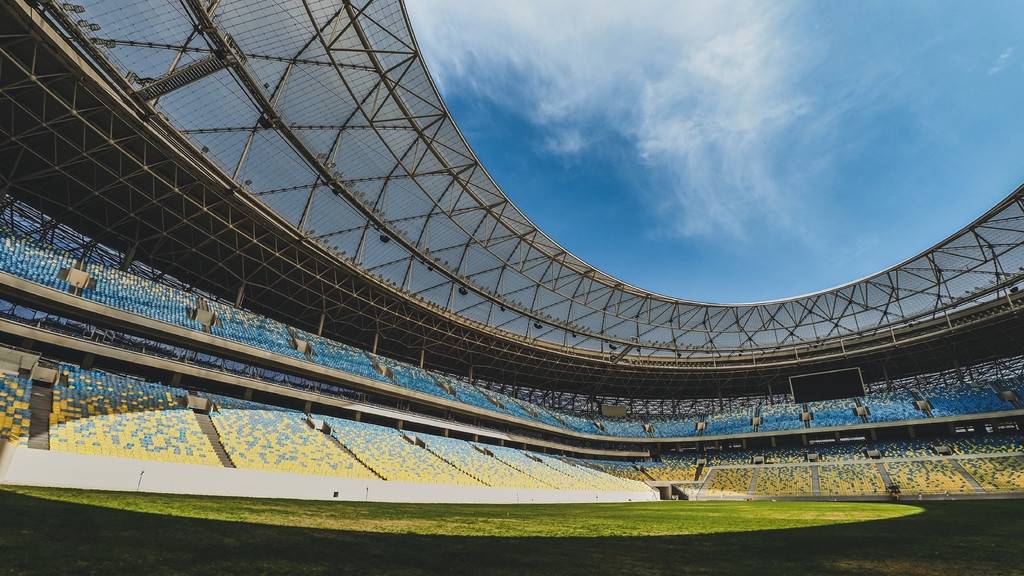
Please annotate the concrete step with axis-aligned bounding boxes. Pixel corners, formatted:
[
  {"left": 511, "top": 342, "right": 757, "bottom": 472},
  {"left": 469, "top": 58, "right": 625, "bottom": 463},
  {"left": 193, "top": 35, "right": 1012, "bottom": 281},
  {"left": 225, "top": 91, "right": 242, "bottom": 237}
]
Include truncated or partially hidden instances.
[
  {"left": 811, "top": 464, "right": 821, "bottom": 497},
  {"left": 876, "top": 462, "right": 894, "bottom": 488},
  {"left": 948, "top": 459, "right": 985, "bottom": 493},
  {"left": 326, "top": 434, "right": 386, "bottom": 480},
  {"left": 748, "top": 467, "right": 760, "bottom": 496},
  {"left": 27, "top": 385, "right": 52, "bottom": 450},
  {"left": 422, "top": 444, "right": 488, "bottom": 486},
  {"left": 193, "top": 412, "right": 235, "bottom": 468},
  {"left": 490, "top": 454, "right": 557, "bottom": 489}
]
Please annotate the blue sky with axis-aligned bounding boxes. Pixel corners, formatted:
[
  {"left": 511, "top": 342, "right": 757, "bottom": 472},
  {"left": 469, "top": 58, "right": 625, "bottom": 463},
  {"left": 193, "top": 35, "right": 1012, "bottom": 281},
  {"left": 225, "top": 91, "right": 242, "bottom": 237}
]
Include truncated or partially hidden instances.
[{"left": 406, "top": 1, "right": 1024, "bottom": 303}]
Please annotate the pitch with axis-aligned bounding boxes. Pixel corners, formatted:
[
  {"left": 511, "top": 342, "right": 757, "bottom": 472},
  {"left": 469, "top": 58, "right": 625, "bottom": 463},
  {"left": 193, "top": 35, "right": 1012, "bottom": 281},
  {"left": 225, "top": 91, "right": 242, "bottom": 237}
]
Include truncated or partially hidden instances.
[{"left": 2, "top": 487, "right": 1022, "bottom": 575}]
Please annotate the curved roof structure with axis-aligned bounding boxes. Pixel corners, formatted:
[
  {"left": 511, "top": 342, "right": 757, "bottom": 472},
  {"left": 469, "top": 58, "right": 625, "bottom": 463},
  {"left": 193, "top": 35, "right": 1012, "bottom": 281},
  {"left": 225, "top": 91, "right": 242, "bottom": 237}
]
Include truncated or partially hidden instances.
[{"left": 44, "top": 0, "right": 1024, "bottom": 359}]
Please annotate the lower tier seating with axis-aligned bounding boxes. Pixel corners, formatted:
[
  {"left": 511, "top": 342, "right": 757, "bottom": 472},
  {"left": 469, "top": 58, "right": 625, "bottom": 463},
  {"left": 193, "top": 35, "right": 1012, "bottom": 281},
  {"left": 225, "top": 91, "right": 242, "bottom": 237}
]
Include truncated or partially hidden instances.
[
  {"left": 0, "top": 375, "right": 31, "bottom": 442},
  {"left": 755, "top": 466, "right": 813, "bottom": 496},
  {"left": 586, "top": 460, "right": 650, "bottom": 482},
  {"left": 817, "top": 464, "right": 886, "bottom": 496},
  {"left": 704, "top": 467, "right": 754, "bottom": 497},
  {"left": 885, "top": 460, "right": 973, "bottom": 494},
  {"left": 321, "top": 418, "right": 480, "bottom": 486},
  {"left": 50, "top": 410, "right": 221, "bottom": 466},
  {"left": 958, "top": 457, "right": 1024, "bottom": 492},
  {"left": 420, "top": 435, "right": 547, "bottom": 489},
  {"left": 643, "top": 456, "right": 701, "bottom": 481},
  {"left": 212, "top": 409, "right": 376, "bottom": 479}
]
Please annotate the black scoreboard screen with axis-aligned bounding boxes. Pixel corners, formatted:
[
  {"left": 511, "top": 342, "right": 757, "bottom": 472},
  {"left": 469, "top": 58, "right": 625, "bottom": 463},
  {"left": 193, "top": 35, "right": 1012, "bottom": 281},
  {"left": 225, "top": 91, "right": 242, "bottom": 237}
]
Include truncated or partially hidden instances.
[{"left": 789, "top": 368, "right": 865, "bottom": 403}]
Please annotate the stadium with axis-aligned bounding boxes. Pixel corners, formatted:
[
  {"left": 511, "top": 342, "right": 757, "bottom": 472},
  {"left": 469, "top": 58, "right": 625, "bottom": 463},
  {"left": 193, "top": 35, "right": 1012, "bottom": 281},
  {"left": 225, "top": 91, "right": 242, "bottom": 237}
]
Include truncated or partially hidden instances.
[{"left": 0, "top": 0, "right": 1022, "bottom": 574}]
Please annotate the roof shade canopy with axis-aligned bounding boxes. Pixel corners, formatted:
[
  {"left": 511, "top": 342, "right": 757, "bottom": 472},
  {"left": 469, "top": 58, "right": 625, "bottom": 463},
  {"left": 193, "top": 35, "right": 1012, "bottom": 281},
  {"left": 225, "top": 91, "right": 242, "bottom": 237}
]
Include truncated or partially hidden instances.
[{"left": 64, "top": 0, "right": 1024, "bottom": 358}]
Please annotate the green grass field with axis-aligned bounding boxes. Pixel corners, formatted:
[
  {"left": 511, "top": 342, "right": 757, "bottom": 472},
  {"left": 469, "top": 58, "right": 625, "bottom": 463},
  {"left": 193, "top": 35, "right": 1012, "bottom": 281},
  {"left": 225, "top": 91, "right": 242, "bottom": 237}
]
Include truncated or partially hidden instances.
[{"left": 2, "top": 486, "right": 1022, "bottom": 575}]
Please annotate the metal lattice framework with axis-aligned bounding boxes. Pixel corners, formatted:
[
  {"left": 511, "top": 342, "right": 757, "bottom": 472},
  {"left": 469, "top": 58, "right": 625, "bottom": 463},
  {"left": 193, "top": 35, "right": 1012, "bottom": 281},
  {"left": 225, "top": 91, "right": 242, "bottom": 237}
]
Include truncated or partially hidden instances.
[
  {"left": 6, "top": 0, "right": 1024, "bottom": 404},
  {"left": 37, "top": 0, "right": 1024, "bottom": 358}
]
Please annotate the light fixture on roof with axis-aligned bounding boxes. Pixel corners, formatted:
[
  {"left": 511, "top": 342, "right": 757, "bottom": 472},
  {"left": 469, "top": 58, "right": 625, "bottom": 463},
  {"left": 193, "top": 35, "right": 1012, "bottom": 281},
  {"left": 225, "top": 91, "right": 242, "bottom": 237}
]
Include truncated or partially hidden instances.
[
  {"left": 378, "top": 234, "right": 389, "bottom": 243},
  {"left": 533, "top": 322, "right": 542, "bottom": 330},
  {"left": 457, "top": 286, "right": 468, "bottom": 296},
  {"left": 609, "top": 343, "right": 618, "bottom": 351}
]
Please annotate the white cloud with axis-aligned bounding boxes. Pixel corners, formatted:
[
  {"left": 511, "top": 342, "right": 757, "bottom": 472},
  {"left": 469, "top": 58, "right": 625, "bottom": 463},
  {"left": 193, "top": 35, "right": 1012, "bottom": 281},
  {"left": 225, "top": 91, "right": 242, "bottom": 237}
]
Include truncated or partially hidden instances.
[
  {"left": 989, "top": 46, "right": 1015, "bottom": 75},
  {"left": 406, "top": 1, "right": 822, "bottom": 240}
]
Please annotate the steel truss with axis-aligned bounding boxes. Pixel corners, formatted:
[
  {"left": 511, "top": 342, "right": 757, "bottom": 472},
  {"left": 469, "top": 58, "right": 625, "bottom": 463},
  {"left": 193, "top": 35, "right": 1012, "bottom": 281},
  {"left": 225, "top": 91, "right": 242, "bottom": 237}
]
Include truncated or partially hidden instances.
[{"left": 4, "top": 0, "right": 1024, "bottom": 404}]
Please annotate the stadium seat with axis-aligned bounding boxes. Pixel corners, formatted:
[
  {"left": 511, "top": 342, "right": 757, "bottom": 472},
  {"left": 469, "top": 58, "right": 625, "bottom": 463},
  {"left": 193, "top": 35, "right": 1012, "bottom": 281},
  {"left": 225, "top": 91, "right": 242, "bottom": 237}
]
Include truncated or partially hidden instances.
[
  {"left": 884, "top": 460, "right": 973, "bottom": 494},
  {"left": 958, "top": 457, "right": 1024, "bottom": 492},
  {"left": 703, "top": 467, "right": 754, "bottom": 498},
  {"left": 817, "top": 464, "right": 886, "bottom": 495},
  {"left": 212, "top": 409, "right": 377, "bottom": 479},
  {"left": 755, "top": 466, "right": 813, "bottom": 496},
  {"left": 0, "top": 374, "right": 32, "bottom": 443},
  {"left": 50, "top": 410, "right": 220, "bottom": 466}
]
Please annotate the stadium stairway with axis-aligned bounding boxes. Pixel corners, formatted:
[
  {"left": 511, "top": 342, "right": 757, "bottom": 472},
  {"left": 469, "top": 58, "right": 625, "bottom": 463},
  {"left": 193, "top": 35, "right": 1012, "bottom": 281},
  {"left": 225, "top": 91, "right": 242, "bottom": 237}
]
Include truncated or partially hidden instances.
[
  {"left": 876, "top": 462, "right": 894, "bottom": 488},
  {"left": 635, "top": 464, "right": 657, "bottom": 481},
  {"left": 194, "top": 412, "right": 235, "bottom": 468},
  {"left": 325, "top": 434, "right": 385, "bottom": 480},
  {"left": 27, "top": 384, "right": 51, "bottom": 450},
  {"left": 748, "top": 467, "right": 760, "bottom": 497},
  {"left": 949, "top": 459, "right": 985, "bottom": 493},
  {"left": 419, "top": 443, "right": 491, "bottom": 486},
  {"left": 811, "top": 465, "right": 821, "bottom": 497}
]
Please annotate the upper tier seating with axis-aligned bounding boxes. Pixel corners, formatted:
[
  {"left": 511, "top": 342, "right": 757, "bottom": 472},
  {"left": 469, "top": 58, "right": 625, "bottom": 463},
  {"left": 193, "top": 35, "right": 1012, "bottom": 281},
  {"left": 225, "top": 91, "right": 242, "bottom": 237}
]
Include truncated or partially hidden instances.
[
  {"left": 50, "top": 410, "right": 220, "bottom": 466},
  {"left": 0, "top": 236, "right": 77, "bottom": 291},
  {"left": 646, "top": 416, "right": 698, "bottom": 438},
  {"left": 925, "top": 383, "right": 1012, "bottom": 417},
  {"left": 755, "top": 466, "right": 813, "bottom": 496},
  {"left": 704, "top": 411, "right": 752, "bottom": 435},
  {"left": 757, "top": 403, "right": 803, "bottom": 432},
  {"left": 599, "top": 417, "right": 647, "bottom": 437},
  {"left": 293, "top": 329, "right": 388, "bottom": 384},
  {"left": 864, "top": 390, "right": 922, "bottom": 422},
  {"left": 212, "top": 409, "right": 376, "bottom": 479},
  {"left": 0, "top": 375, "right": 31, "bottom": 442},
  {"left": 51, "top": 364, "right": 182, "bottom": 425},
  {"left": 807, "top": 399, "right": 862, "bottom": 427},
  {"left": 2, "top": 232, "right": 1022, "bottom": 441},
  {"left": 371, "top": 354, "right": 455, "bottom": 399}
]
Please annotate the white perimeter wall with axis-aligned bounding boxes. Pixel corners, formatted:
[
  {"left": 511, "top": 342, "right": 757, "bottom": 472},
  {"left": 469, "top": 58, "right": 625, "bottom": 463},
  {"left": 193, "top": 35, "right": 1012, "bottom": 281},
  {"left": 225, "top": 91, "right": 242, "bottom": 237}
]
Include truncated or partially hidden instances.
[{"left": 0, "top": 444, "right": 657, "bottom": 504}]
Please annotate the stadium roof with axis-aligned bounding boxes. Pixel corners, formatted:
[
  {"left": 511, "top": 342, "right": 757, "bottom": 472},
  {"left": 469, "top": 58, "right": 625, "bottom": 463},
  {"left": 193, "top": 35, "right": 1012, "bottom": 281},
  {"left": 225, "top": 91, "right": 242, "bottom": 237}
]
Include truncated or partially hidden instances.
[{"left": 19, "top": 0, "right": 1024, "bottom": 360}]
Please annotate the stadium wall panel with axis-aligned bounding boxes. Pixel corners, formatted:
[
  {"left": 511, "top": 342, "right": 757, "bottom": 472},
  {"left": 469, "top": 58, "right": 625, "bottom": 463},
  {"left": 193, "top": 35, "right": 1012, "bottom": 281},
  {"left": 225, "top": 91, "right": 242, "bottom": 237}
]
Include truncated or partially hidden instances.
[{"left": 1, "top": 446, "right": 658, "bottom": 504}]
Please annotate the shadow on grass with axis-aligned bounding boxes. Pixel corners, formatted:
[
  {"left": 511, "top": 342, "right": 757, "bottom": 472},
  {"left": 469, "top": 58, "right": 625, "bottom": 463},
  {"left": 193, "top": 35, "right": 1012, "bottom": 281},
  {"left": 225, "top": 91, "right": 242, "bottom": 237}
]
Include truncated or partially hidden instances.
[{"left": 1, "top": 489, "right": 1022, "bottom": 576}]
